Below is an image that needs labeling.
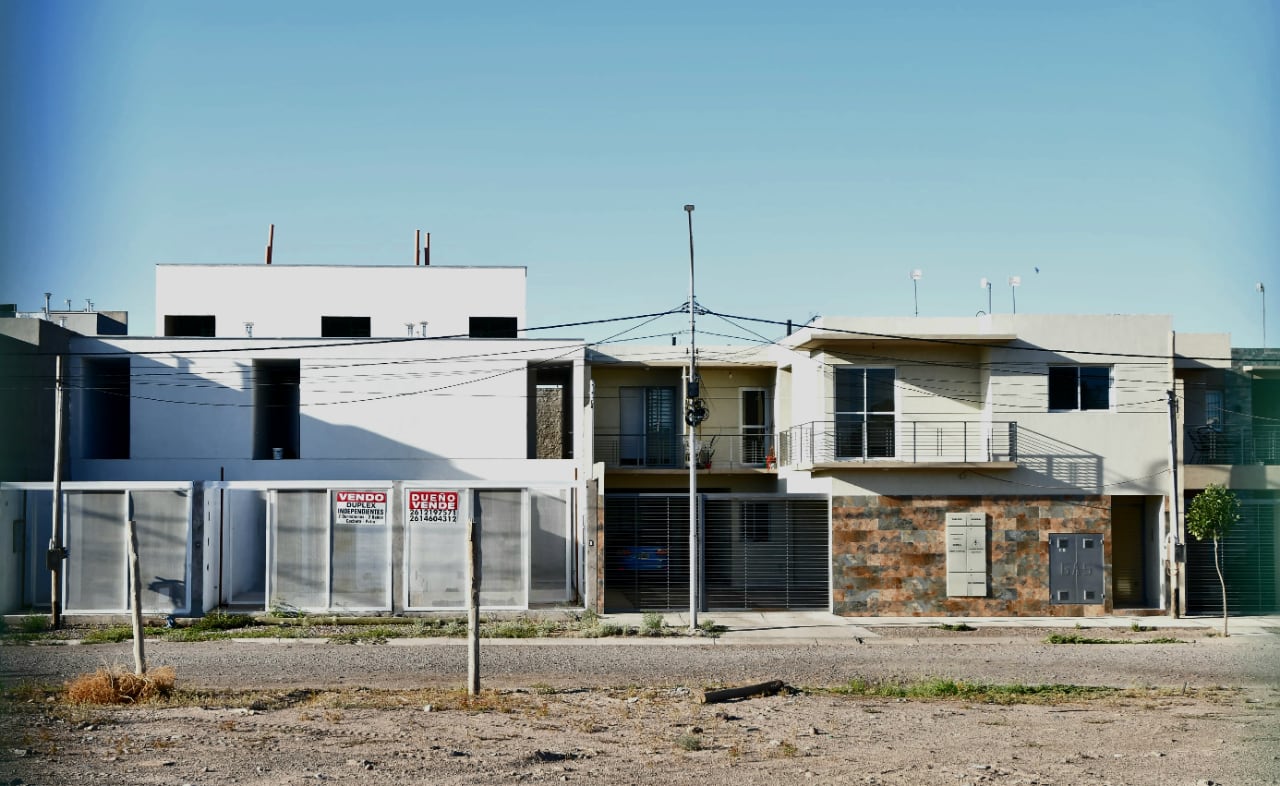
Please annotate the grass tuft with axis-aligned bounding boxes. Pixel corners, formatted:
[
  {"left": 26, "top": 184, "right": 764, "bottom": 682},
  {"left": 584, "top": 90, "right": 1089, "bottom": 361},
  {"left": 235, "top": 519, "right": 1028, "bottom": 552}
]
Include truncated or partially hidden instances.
[{"left": 66, "top": 666, "right": 176, "bottom": 704}]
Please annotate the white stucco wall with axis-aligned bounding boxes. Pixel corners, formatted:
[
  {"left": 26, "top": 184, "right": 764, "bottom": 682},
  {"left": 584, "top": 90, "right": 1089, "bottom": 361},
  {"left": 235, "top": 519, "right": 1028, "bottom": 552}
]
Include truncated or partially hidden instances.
[
  {"left": 155, "top": 265, "right": 526, "bottom": 339},
  {"left": 69, "top": 335, "right": 582, "bottom": 484}
]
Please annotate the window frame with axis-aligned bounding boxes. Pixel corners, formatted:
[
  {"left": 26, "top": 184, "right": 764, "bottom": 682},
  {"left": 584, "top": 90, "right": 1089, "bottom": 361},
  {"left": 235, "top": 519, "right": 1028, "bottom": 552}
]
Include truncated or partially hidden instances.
[
  {"left": 1047, "top": 365, "right": 1112, "bottom": 412},
  {"left": 833, "top": 366, "right": 896, "bottom": 459}
]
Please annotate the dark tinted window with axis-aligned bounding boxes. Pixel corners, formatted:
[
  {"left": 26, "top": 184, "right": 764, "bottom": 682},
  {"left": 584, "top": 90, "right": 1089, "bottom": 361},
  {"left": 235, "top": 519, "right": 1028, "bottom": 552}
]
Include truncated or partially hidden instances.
[
  {"left": 468, "top": 316, "right": 518, "bottom": 338},
  {"left": 164, "top": 315, "right": 215, "bottom": 337},
  {"left": 321, "top": 316, "right": 371, "bottom": 338}
]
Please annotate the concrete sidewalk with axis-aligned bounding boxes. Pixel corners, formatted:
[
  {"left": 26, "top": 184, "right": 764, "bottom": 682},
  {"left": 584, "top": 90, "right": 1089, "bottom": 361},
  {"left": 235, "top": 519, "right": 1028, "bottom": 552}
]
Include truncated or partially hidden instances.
[{"left": 602, "top": 611, "right": 1280, "bottom": 644}]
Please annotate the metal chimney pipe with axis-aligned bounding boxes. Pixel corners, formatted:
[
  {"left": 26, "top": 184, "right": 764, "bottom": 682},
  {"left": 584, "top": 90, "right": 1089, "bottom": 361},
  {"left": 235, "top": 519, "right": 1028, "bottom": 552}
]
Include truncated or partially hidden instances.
[
  {"left": 265, "top": 224, "right": 275, "bottom": 265},
  {"left": 415, "top": 229, "right": 421, "bottom": 266},
  {"left": 43, "top": 292, "right": 51, "bottom": 318},
  {"left": 423, "top": 233, "right": 430, "bottom": 266}
]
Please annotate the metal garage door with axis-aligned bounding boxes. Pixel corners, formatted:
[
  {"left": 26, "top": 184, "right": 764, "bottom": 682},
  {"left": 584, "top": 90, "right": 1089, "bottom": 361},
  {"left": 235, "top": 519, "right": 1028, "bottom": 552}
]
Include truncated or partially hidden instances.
[
  {"left": 703, "top": 495, "right": 829, "bottom": 610},
  {"left": 1186, "top": 502, "right": 1278, "bottom": 615},
  {"left": 603, "top": 495, "right": 690, "bottom": 612},
  {"left": 603, "top": 494, "right": 829, "bottom": 613}
]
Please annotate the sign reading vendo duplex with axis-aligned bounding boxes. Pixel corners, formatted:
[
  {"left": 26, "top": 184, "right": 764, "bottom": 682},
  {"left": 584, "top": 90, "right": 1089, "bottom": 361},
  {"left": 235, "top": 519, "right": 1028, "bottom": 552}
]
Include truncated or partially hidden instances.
[
  {"left": 333, "top": 490, "right": 388, "bottom": 526},
  {"left": 407, "top": 490, "right": 460, "bottom": 524}
]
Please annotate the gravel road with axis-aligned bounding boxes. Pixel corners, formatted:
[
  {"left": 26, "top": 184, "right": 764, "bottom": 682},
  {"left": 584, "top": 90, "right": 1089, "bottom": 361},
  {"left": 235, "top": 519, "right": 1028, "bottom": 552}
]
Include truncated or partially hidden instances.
[{"left": 3, "top": 627, "right": 1277, "bottom": 692}]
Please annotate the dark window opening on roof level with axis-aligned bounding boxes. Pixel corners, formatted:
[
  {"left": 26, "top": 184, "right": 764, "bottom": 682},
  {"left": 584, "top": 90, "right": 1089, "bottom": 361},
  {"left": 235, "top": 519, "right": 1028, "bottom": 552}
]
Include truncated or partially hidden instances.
[
  {"left": 164, "top": 315, "right": 216, "bottom": 337},
  {"left": 320, "top": 316, "right": 371, "bottom": 338},
  {"left": 469, "top": 316, "right": 518, "bottom": 339},
  {"left": 83, "top": 357, "right": 130, "bottom": 459},
  {"left": 528, "top": 365, "right": 573, "bottom": 459},
  {"left": 253, "top": 359, "right": 300, "bottom": 460}
]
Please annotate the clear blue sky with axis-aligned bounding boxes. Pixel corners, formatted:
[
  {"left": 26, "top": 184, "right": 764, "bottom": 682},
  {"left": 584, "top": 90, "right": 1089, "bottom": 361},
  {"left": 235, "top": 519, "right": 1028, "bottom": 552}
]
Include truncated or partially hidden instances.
[{"left": 2, "top": 1, "right": 1276, "bottom": 347}]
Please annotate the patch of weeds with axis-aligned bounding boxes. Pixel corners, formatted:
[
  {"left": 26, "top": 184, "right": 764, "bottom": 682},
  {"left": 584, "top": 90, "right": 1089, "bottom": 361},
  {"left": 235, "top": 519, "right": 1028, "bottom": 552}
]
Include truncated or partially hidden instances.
[
  {"left": 830, "top": 677, "right": 1117, "bottom": 705},
  {"left": 676, "top": 733, "right": 703, "bottom": 751},
  {"left": 771, "top": 740, "right": 798, "bottom": 758},
  {"left": 332, "top": 626, "right": 406, "bottom": 645},
  {"left": 1046, "top": 633, "right": 1188, "bottom": 645},
  {"left": 411, "top": 617, "right": 468, "bottom": 637},
  {"left": 189, "top": 611, "right": 254, "bottom": 632},
  {"left": 641, "top": 612, "right": 666, "bottom": 637},
  {"left": 225, "top": 626, "right": 306, "bottom": 640},
  {"left": 530, "top": 683, "right": 557, "bottom": 696},
  {"left": 1130, "top": 621, "right": 1156, "bottom": 632},
  {"left": 698, "top": 619, "right": 727, "bottom": 636},
  {"left": 81, "top": 625, "right": 136, "bottom": 644},
  {"left": 270, "top": 604, "right": 303, "bottom": 618},
  {"left": 579, "top": 608, "right": 601, "bottom": 628},
  {"left": 1, "top": 615, "right": 54, "bottom": 643},
  {"left": 581, "top": 622, "right": 625, "bottom": 638},
  {"left": 483, "top": 617, "right": 553, "bottom": 639},
  {"left": 935, "top": 622, "right": 976, "bottom": 632}
]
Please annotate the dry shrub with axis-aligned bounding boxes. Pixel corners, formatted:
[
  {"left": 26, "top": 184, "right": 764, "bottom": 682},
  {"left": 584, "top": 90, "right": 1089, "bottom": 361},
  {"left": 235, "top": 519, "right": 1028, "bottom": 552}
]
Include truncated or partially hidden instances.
[{"left": 66, "top": 666, "right": 176, "bottom": 704}]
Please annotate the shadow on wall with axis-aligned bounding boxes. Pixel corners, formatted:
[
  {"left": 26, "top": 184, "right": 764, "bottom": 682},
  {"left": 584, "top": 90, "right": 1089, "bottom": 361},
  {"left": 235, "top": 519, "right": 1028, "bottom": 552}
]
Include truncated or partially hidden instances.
[
  {"left": 76, "top": 353, "right": 480, "bottom": 481},
  {"left": 1014, "top": 428, "right": 1102, "bottom": 489}
]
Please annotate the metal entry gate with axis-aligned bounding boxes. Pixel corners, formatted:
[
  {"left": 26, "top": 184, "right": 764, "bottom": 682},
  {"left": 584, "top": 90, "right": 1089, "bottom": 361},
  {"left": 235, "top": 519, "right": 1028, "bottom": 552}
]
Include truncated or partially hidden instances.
[
  {"left": 1187, "top": 501, "right": 1278, "bottom": 614},
  {"left": 603, "top": 494, "right": 829, "bottom": 612}
]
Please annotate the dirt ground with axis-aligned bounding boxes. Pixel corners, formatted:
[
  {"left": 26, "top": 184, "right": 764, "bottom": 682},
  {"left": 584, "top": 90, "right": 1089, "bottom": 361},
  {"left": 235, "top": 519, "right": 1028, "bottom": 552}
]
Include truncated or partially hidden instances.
[
  {"left": 2, "top": 625, "right": 1278, "bottom": 785},
  {"left": 3, "top": 682, "right": 1278, "bottom": 785}
]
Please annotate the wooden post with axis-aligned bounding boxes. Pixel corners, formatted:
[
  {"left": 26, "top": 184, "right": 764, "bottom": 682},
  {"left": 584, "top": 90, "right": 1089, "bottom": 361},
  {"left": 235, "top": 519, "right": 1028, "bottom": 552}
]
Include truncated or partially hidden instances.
[
  {"left": 127, "top": 515, "right": 147, "bottom": 675},
  {"left": 467, "top": 518, "right": 479, "bottom": 696}
]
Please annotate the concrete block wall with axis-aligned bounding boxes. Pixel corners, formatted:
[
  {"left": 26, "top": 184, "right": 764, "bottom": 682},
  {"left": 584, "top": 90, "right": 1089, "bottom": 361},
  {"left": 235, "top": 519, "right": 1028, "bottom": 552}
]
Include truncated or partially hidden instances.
[{"left": 832, "top": 494, "right": 1112, "bottom": 616}]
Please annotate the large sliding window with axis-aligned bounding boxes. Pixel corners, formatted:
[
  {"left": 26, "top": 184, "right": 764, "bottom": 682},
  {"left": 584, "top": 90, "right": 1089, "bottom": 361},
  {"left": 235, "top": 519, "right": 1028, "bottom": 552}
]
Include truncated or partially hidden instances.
[
  {"left": 619, "top": 387, "right": 678, "bottom": 467},
  {"left": 835, "top": 367, "right": 895, "bottom": 459},
  {"left": 1048, "top": 366, "right": 1110, "bottom": 411}
]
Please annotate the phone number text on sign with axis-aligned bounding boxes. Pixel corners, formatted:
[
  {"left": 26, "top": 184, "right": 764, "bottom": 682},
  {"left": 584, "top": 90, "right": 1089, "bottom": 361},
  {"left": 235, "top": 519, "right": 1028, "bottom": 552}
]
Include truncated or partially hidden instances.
[{"left": 407, "top": 490, "right": 459, "bottom": 524}]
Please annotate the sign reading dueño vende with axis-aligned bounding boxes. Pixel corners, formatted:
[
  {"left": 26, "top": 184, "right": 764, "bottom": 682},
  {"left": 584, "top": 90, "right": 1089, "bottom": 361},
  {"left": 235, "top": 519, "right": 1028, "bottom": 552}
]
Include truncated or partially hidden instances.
[
  {"left": 407, "top": 490, "right": 460, "bottom": 524},
  {"left": 333, "top": 490, "right": 388, "bottom": 526}
]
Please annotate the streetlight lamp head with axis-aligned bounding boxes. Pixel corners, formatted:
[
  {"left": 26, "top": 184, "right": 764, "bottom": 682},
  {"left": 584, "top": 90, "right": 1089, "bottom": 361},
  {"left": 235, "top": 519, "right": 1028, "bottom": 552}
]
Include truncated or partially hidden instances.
[
  {"left": 1258, "top": 282, "right": 1265, "bottom": 293},
  {"left": 684, "top": 204, "right": 695, "bottom": 213},
  {"left": 1009, "top": 275, "right": 1021, "bottom": 287},
  {"left": 910, "top": 269, "right": 922, "bottom": 281},
  {"left": 980, "top": 277, "right": 990, "bottom": 289}
]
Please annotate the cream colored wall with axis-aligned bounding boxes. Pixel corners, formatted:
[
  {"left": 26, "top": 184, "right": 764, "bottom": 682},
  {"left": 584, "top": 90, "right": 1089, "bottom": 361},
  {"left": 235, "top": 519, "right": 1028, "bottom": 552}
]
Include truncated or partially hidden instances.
[{"left": 590, "top": 367, "right": 683, "bottom": 433}]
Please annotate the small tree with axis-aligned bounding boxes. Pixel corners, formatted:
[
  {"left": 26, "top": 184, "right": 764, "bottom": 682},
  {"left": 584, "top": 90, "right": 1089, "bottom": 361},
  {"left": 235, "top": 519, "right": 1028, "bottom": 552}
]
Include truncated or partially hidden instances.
[{"left": 1185, "top": 484, "right": 1241, "bottom": 636}]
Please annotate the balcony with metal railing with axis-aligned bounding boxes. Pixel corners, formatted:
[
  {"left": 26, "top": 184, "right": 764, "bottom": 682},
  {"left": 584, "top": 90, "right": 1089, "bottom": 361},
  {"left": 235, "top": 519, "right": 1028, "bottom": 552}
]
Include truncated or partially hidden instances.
[
  {"left": 1184, "top": 424, "right": 1280, "bottom": 465},
  {"left": 593, "top": 432, "right": 778, "bottom": 472},
  {"left": 777, "top": 420, "right": 1018, "bottom": 468}
]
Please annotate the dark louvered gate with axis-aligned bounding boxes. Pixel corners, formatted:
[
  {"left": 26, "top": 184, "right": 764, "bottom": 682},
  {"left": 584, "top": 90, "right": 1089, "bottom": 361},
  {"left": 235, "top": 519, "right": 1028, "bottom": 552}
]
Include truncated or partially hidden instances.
[
  {"left": 603, "top": 495, "right": 690, "bottom": 612},
  {"left": 603, "top": 493, "right": 829, "bottom": 612},
  {"left": 703, "top": 495, "right": 829, "bottom": 610},
  {"left": 1186, "top": 502, "right": 1278, "bottom": 615}
]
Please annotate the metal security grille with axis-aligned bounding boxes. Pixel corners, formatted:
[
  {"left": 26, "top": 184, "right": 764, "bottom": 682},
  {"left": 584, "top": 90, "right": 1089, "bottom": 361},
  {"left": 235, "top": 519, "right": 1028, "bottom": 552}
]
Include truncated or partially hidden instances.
[
  {"left": 703, "top": 495, "right": 829, "bottom": 610},
  {"left": 1186, "top": 503, "right": 1278, "bottom": 615},
  {"left": 603, "top": 495, "right": 690, "bottom": 612},
  {"left": 603, "top": 494, "right": 829, "bottom": 612}
]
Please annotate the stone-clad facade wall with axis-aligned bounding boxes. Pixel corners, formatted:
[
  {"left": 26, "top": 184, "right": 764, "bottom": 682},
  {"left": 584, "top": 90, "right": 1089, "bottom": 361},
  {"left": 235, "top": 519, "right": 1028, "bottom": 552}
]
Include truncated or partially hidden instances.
[{"left": 832, "top": 495, "right": 1113, "bottom": 617}]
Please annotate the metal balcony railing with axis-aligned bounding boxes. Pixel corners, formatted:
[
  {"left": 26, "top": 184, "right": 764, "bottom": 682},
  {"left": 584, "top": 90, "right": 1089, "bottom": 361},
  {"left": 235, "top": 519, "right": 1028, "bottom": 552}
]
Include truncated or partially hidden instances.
[
  {"left": 1184, "top": 424, "right": 1280, "bottom": 465},
  {"left": 593, "top": 432, "right": 778, "bottom": 470},
  {"left": 777, "top": 420, "right": 1018, "bottom": 466}
]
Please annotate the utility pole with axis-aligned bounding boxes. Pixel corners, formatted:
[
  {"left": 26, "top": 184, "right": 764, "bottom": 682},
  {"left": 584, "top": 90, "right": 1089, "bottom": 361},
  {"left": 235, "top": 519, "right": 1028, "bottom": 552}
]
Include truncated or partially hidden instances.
[
  {"left": 467, "top": 517, "right": 480, "bottom": 695},
  {"left": 49, "top": 354, "right": 66, "bottom": 629},
  {"left": 1166, "top": 389, "right": 1182, "bottom": 619},
  {"left": 684, "top": 204, "right": 702, "bottom": 633}
]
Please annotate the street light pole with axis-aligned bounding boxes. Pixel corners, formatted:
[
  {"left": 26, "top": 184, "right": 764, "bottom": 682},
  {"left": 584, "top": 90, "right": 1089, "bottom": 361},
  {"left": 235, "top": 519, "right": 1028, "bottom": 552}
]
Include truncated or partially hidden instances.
[
  {"left": 684, "top": 204, "right": 699, "bottom": 633},
  {"left": 1258, "top": 282, "right": 1267, "bottom": 347},
  {"left": 910, "top": 269, "right": 922, "bottom": 317}
]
